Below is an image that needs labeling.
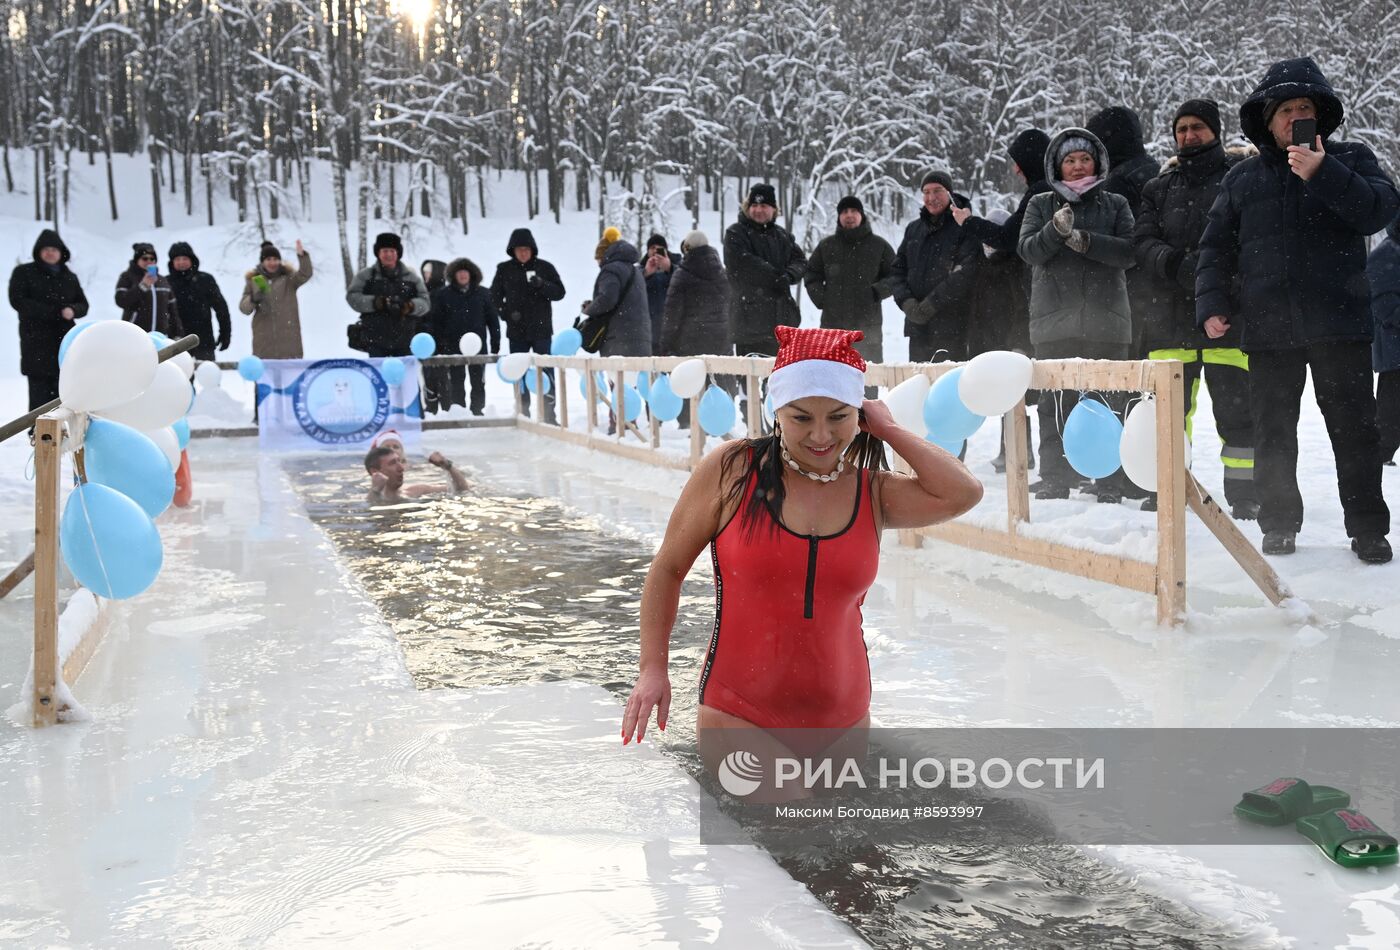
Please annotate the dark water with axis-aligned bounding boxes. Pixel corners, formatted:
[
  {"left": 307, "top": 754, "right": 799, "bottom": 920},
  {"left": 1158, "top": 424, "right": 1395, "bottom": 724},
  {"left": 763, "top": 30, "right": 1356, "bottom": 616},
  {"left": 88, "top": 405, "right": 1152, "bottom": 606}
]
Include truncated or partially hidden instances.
[{"left": 290, "top": 456, "right": 1269, "bottom": 950}]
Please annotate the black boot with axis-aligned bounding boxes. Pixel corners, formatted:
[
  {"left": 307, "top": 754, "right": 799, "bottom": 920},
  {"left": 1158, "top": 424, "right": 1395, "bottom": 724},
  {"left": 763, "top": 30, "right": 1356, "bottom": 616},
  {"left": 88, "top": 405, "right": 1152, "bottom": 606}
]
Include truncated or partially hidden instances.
[
  {"left": 1262, "top": 531, "right": 1296, "bottom": 555},
  {"left": 1352, "top": 535, "right": 1393, "bottom": 564}
]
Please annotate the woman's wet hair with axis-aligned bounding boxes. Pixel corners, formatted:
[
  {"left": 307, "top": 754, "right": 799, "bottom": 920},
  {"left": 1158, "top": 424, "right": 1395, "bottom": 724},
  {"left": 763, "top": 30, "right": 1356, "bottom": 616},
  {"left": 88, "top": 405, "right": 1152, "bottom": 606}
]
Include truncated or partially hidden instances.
[{"left": 718, "top": 416, "right": 888, "bottom": 539}]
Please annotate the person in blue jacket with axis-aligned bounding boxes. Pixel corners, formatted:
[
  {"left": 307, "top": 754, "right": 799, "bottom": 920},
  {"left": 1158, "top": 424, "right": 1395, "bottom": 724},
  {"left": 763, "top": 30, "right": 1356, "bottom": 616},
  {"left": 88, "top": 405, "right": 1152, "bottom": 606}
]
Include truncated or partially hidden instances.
[{"left": 1195, "top": 56, "right": 1398, "bottom": 564}]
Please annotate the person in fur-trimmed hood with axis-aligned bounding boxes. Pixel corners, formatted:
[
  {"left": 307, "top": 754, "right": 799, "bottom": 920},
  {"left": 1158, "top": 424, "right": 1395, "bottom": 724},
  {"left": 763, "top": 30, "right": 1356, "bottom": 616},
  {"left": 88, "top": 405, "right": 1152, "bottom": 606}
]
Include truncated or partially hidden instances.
[
  {"left": 1017, "top": 127, "right": 1136, "bottom": 502},
  {"left": 1195, "top": 56, "right": 1398, "bottom": 562},
  {"left": 1134, "top": 99, "right": 1258, "bottom": 518},
  {"left": 239, "top": 239, "right": 313, "bottom": 359},
  {"left": 167, "top": 241, "right": 231, "bottom": 361},
  {"left": 425, "top": 257, "right": 499, "bottom": 415}
]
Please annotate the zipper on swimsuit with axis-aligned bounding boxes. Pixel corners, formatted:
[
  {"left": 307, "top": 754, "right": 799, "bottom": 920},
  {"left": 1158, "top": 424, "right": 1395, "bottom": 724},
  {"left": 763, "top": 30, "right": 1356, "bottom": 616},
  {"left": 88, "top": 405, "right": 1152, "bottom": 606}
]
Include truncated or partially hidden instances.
[{"left": 804, "top": 536, "right": 818, "bottom": 619}]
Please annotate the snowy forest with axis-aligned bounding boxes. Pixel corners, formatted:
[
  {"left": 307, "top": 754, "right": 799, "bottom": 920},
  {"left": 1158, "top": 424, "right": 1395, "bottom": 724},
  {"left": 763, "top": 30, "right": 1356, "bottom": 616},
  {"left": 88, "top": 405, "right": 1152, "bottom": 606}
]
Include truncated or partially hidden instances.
[{"left": 3, "top": 0, "right": 1399, "bottom": 282}]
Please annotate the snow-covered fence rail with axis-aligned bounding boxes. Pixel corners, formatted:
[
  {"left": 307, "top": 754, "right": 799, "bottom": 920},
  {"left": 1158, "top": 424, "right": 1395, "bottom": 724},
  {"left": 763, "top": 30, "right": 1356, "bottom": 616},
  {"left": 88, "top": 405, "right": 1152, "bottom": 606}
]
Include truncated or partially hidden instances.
[{"left": 522, "top": 354, "right": 1291, "bottom": 627}]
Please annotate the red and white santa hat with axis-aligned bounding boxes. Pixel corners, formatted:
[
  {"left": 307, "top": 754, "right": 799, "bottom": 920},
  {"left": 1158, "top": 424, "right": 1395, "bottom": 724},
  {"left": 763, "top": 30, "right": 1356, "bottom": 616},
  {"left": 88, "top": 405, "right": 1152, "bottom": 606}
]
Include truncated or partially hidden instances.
[
  {"left": 768, "top": 326, "right": 867, "bottom": 410},
  {"left": 370, "top": 428, "right": 403, "bottom": 450}
]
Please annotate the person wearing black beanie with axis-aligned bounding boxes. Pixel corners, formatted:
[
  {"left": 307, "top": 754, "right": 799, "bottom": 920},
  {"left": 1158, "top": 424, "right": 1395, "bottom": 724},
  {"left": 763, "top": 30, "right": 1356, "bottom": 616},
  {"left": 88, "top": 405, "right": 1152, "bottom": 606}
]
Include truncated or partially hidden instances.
[
  {"left": 889, "top": 169, "right": 982, "bottom": 362},
  {"left": 167, "top": 240, "right": 232, "bottom": 360},
  {"left": 957, "top": 128, "right": 1056, "bottom": 256},
  {"left": 804, "top": 194, "right": 894, "bottom": 375}
]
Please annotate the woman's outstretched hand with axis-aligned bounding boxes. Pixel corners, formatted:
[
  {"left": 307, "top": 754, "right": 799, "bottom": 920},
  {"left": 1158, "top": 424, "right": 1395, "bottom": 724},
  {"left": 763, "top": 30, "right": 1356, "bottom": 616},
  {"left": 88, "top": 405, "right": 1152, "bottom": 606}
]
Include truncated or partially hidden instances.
[{"left": 621, "top": 669, "right": 671, "bottom": 744}]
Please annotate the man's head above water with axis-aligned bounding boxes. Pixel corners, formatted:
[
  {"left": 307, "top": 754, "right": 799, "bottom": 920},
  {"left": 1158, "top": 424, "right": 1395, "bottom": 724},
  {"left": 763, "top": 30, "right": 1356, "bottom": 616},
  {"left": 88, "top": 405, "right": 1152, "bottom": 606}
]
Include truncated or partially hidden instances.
[{"left": 364, "top": 444, "right": 405, "bottom": 490}]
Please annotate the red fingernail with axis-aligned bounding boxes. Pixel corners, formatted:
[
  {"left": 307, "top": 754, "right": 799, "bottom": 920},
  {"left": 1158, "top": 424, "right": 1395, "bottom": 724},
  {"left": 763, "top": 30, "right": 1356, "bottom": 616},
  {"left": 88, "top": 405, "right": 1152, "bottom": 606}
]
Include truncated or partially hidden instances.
[{"left": 623, "top": 736, "right": 630, "bottom": 745}]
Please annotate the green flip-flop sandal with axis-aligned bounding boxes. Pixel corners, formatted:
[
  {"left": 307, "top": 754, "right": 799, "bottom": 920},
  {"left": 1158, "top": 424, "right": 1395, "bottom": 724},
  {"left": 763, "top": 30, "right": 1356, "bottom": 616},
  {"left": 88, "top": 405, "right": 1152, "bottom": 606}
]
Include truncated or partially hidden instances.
[
  {"left": 1296, "top": 809, "right": 1400, "bottom": 868},
  {"left": 1234, "top": 777, "right": 1351, "bottom": 825}
]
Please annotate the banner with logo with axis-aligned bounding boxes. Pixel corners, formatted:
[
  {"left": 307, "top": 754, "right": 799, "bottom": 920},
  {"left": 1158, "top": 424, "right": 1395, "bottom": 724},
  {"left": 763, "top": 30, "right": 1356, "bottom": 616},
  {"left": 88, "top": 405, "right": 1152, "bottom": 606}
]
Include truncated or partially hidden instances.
[{"left": 256, "top": 357, "right": 422, "bottom": 453}]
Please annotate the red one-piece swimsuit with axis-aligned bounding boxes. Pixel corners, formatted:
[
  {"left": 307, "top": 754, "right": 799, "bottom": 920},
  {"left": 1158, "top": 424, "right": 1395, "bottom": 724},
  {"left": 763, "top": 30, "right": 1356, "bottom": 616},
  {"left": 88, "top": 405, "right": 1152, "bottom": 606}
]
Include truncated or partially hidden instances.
[{"left": 699, "top": 465, "right": 880, "bottom": 729}]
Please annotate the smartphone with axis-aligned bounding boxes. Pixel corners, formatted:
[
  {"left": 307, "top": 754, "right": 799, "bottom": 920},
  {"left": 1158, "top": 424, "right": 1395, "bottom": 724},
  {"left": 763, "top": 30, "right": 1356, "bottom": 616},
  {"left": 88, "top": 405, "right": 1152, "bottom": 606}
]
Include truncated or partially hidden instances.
[
  {"left": 1291, "top": 117, "right": 1317, "bottom": 150},
  {"left": 146, "top": 264, "right": 159, "bottom": 277}
]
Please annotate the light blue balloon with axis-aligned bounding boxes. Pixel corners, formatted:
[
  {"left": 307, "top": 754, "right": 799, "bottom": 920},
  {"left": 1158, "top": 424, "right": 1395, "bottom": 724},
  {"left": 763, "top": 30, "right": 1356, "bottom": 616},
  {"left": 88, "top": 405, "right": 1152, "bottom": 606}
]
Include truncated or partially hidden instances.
[
  {"left": 410, "top": 332, "right": 436, "bottom": 359},
  {"left": 83, "top": 418, "right": 175, "bottom": 519},
  {"left": 57, "top": 322, "right": 93, "bottom": 366},
  {"left": 381, "top": 357, "right": 406, "bottom": 386},
  {"left": 636, "top": 371, "right": 650, "bottom": 401},
  {"left": 60, "top": 483, "right": 163, "bottom": 599},
  {"left": 576, "top": 370, "right": 609, "bottom": 400},
  {"left": 619, "top": 385, "right": 642, "bottom": 422},
  {"left": 172, "top": 417, "right": 190, "bottom": 450},
  {"left": 648, "top": 374, "right": 683, "bottom": 421},
  {"left": 924, "top": 367, "right": 985, "bottom": 441},
  {"left": 1063, "top": 397, "right": 1123, "bottom": 478},
  {"left": 237, "top": 355, "right": 265, "bottom": 382},
  {"left": 698, "top": 385, "right": 737, "bottom": 436},
  {"left": 148, "top": 330, "right": 172, "bottom": 350},
  {"left": 496, "top": 358, "right": 514, "bottom": 384},
  {"left": 551, "top": 328, "right": 582, "bottom": 356},
  {"left": 524, "top": 369, "right": 553, "bottom": 395},
  {"left": 764, "top": 392, "right": 774, "bottom": 423}
]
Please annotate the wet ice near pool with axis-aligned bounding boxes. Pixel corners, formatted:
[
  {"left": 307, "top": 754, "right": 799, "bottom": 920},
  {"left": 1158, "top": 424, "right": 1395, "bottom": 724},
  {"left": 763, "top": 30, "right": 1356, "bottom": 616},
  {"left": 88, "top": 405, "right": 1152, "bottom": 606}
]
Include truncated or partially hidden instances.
[{"left": 287, "top": 455, "right": 1269, "bottom": 949}]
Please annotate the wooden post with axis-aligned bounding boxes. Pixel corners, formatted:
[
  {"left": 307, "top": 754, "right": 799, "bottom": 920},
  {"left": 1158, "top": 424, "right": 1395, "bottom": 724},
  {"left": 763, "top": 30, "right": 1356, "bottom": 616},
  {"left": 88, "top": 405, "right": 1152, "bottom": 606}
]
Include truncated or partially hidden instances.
[
  {"left": 689, "top": 397, "right": 704, "bottom": 468},
  {"left": 746, "top": 372, "right": 761, "bottom": 438},
  {"left": 1184, "top": 472, "right": 1293, "bottom": 607},
  {"left": 615, "top": 370, "right": 626, "bottom": 442},
  {"left": 1153, "top": 361, "right": 1187, "bottom": 625},
  {"left": 584, "top": 362, "right": 598, "bottom": 436},
  {"left": 32, "top": 415, "right": 62, "bottom": 727},
  {"left": 533, "top": 366, "right": 545, "bottom": 422},
  {"left": 1005, "top": 401, "right": 1031, "bottom": 529},
  {"left": 557, "top": 367, "right": 570, "bottom": 430}
]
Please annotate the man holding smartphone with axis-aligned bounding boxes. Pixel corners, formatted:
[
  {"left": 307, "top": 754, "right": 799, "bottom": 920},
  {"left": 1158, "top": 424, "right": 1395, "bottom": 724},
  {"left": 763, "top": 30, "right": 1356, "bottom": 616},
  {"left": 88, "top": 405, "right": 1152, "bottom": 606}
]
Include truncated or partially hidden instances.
[{"left": 1196, "top": 57, "right": 1399, "bottom": 563}]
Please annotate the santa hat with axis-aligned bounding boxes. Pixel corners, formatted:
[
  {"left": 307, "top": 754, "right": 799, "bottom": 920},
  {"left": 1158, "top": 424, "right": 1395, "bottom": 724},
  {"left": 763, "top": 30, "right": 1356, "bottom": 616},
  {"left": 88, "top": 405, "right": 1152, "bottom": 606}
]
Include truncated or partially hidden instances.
[
  {"left": 768, "top": 327, "right": 867, "bottom": 411},
  {"left": 370, "top": 429, "right": 403, "bottom": 450}
]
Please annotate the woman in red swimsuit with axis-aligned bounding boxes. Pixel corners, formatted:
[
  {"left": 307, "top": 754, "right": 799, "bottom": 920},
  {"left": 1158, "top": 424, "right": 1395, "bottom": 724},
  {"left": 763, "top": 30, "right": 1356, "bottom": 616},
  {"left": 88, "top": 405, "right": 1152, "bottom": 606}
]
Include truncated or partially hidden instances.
[{"left": 620, "top": 327, "right": 983, "bottom": 786}]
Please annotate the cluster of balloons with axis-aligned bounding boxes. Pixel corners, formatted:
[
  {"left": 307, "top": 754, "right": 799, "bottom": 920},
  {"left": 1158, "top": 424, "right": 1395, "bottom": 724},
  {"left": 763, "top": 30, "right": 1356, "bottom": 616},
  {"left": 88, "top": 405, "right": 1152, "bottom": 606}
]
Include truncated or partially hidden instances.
[
  {"left": 56, "top": 321, "right": 201, "bottom": 599},
  {"left": 883, "top": 350, "right": 1033, "bottom": 455}
]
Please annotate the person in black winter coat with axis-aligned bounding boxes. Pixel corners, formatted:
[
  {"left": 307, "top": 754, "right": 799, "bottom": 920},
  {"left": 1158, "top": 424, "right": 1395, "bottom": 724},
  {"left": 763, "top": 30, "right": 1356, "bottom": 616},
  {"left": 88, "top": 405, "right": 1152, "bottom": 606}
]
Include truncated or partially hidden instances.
[
  {"left": 1134, "top": 99, "right": 1258, "bottom": 518},
  {"left": 1366, "top": 214, "right": 1400, "bottom": 468},
  {"left": 425, "top": 258, "right": 499, "bottom": 416},
  {"left": 1196, "top": 56, "right": 1399, "bottom": 563},
  {"left": 804, "top": 195, "right": 895, "bottom": 368},
  {"left": 643, "top": 234, "right": 679, "bottom": 356},
  {"left": 723, "top": 183, "right": 806, "bottom": 357},
  {"left": 954, "top": 129, "right": 1054, "bottom": 258},
  {"left": 116, "top": 243, "right": 182, "bottom": 336},
  {"left": 1087, "top": 105, "right": 1162, "bottom": 357},
  {"left": 490, "top": 228, "right": 565, "bottom": 418},
  {"left": 421, "top": 259, "right": 447, "bottom": 294},
  {"left": 968, "top": 209, "right": 1035, "bottom": 473},
  {"left": 662, "top": 230, "right": 732, "bottom": 429},
  {"left": 167, "top": 241, "right": 230, "bottom": 361},
  {"left": 9, "top": 229, "right": 89, "bottom": 411},
  {"left": 888, "top": 170, "right": 982, "bottom": 362}
]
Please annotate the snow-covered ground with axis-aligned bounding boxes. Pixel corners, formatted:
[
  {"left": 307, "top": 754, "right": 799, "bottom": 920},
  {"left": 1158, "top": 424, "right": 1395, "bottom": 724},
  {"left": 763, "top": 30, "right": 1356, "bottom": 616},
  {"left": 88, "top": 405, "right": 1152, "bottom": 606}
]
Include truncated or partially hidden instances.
[{"left": 2, "top": 155, "right": 1398, "bottom": 947}]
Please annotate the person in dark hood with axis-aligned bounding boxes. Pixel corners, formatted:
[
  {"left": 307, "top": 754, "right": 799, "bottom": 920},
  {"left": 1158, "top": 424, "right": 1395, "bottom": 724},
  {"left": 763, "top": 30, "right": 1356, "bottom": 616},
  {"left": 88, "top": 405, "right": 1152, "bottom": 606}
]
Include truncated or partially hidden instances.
[
  {"left": 967, "top": 208, "right": 1035, "bottom": 473},
  {"left": 420, "top": 259, "right": 447, "bottom": 293},
  {"left": 723, "top": 183, "right": 806, "bottom": 357},
  {"left": 490, "top": 227, "right": 565, "bottom": 419},
  {"left": 346, "top": 232, "right": 430, "bottom": 357},
  {"left": 166, "top": 241, "right": 231, "bottom": 361},
  {"left": 1367, "top": 214, "right": 1400, "bottom": 469},
  {"left": 116, "top": 242, "right": 182, "bottom": 336},
  {"left": 1088, "top": 105, "right": 1162, "bottom": 359},
  {"left": 805, "top": 195, "right": 894, "bottom": 396},
  {"left": 1018, "top": 128, "right": 1136, "bottom": 502},
  {"left": 642, "top": 233, "right": 679, "bottom": 355},
  {"left": 425, "top": 257, "right": 499, "bottom": 415},
  {"left": 660, "top": 230, "right": 731, "bottom": 428},
  {"left": 954, "top": 129, "right": 1054, "bottom": 257},
  {"left": 9, "top": 229, "right": 89, "bottom": 410},
  {"left": 1196, "top": 56, "right": 1398, "bottom": 563},
  {"left": 1134, "top": 99, "right": 1258, "bottom": 518},
  {"left": 888, "top": 170, "right": 982, "bottom": 362}
]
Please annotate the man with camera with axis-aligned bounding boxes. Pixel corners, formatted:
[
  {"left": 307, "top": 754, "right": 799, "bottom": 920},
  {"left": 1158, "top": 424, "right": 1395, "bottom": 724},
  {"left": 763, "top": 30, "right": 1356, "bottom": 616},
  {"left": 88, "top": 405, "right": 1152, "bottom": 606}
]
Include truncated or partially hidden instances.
[
  {"left": 1196, "top": 57, "right": 1398, "bottom": 563},
  {"left": 643, "top": 234, "right": 679, "bottom": 355},
  {"left": 346, "top": 232, "right": 430, "bottom": 358}
]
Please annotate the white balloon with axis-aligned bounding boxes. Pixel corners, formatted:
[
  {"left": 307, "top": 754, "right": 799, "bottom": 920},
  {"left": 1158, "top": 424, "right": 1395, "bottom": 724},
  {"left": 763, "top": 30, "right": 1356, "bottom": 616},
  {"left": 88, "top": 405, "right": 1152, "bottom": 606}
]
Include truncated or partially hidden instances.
[
  {"left": 882, "top": 373, "right": 931, "bottom": 435},
  {"left": 498, "top": 351, "right": 532, "bottom": 382},
  {"left": 194, "top": 361, "right": 222, "bottom": 390},
  {"left": 959, "top": 350, "right": 1033, "bottom": 416},
  {"left": 169, "top": 350, "right": 195, "bottom": 379},
  {"left": 670, "top": 358, "right": 708, "bottom": 399},
  {"left": 97, "top": 362, "right": 193, "bottom": 431},
  {"left": 1120, "top": 397, "right": 1189, "bottom": 492},
  {"left": 460, "top": 332, "right": 483, "bottom": 356},
  {"left": 59, "top": 320, "right": 159, "bottom": 412},
  {"left": 146, "top": 426, "right": 181, "bottom": 470}
]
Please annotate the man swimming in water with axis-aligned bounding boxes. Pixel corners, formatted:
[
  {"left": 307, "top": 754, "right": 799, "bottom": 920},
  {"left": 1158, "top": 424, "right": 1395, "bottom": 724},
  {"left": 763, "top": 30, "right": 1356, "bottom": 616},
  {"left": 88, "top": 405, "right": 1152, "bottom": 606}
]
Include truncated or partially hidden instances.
[{"left": 364, "top": 444, "right": 468, "bottom": 502}]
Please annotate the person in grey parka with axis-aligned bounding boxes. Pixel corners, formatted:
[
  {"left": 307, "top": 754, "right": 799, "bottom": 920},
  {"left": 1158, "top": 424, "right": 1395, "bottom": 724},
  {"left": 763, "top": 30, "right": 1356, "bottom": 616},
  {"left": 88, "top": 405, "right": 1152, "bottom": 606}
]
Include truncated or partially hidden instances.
[
  {"left": 1018, "top": 127, "right": 1136, "bottom": 501},
  {"left": 583, "top": 227, "right": 652, "bottom": 358}
]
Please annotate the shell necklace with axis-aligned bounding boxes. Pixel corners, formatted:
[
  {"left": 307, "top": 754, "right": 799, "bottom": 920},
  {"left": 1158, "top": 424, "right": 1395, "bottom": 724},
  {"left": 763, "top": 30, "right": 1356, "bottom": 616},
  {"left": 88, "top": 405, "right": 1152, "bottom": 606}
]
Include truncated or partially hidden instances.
[{"left": 780, "top": 443, "right": 845, "bottom": 483}]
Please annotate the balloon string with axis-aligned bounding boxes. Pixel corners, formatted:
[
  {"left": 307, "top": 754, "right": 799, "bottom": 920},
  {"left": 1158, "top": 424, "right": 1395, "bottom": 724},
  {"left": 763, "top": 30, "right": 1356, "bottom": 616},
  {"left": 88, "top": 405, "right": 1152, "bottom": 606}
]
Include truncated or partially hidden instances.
[{"left": 75, "top": 481, "right": 116, "bottom": 600}]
